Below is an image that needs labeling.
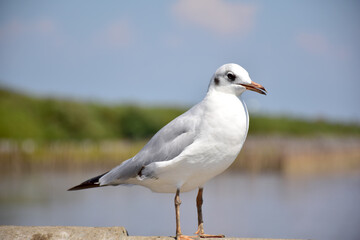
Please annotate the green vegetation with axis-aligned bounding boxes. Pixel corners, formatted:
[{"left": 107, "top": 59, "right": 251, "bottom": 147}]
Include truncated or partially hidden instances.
[
  {"left": 0, "top": 86, "right": 359, "bottom": 141},
  {"left": 249, "top": 115, "right": 360, "bottom": 137},
  {"left": 0, "top": 87, "right": 184, "bottom": 140}
]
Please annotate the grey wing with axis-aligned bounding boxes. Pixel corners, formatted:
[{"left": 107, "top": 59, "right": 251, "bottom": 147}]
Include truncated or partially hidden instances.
[{"left": 99, "top": 103, "right": 203, "bottom": 185}]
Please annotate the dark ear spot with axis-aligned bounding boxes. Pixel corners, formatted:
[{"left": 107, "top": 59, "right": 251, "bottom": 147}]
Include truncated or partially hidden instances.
[{"left": 214, "top": 77, "right": 219, "bottom": 85}]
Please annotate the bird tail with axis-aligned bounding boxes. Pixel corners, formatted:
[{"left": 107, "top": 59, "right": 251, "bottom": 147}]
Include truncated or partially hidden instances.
[{"left": 68, "top": 171, "right": 108, "bottom": 191}]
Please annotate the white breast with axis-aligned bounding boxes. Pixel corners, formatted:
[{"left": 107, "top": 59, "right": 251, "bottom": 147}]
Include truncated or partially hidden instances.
[{"left": 135, "top": 91, "right": 249, "bottom": 193}]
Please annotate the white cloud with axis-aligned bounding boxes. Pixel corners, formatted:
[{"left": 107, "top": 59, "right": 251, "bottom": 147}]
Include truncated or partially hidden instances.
[
  {"left": 163, "top": 34, "right": 184, "bottom": 48},
  {"left": 172, "top": 0, "right": 257, "bottom": 37},
  {"left": 0, "top": 17, "right": 134, "bottom": 50},
  {"left": 94, "top": 20, "right": 133, "bottom": 49},
  {"left": 296, "top": 33, "right": 350, "bottom": 59},
  {"left": 0, "top": 18, "right": 64, "bottom": 47},
  {"left": 0, "top": 19, "right": 55, "bottom": 38},
  {"left": 296, "top": 33, "right": 330, "bottom": 55}
]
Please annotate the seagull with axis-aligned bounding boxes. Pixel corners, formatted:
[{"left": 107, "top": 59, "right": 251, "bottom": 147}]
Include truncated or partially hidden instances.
[{"left": 68, "top": 63, "right": 267, "bottom": 239}]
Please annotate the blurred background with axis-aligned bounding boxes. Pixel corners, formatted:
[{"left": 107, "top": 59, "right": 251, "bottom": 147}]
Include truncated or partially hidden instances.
[{"left": 0, "top": 1, "right": 360, "bottom": 240}]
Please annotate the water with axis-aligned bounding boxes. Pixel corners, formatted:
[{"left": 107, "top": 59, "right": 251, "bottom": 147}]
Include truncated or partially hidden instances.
[{"left": 1, "top": 170, "right": 360, "bottom": 240}]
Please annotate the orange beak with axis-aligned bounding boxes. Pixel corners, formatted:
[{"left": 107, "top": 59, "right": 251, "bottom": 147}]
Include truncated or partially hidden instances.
[{"left": 240, "top": 81, "right": 267, "bottom": 95}]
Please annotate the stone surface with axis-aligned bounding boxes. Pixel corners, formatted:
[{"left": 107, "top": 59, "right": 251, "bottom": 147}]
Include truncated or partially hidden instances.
[
  {"left": 0, "top": 226, "right": 307, "bottom": 240},
  {"left": 0, "top": 225, "right": 128, "bottom": 240}
]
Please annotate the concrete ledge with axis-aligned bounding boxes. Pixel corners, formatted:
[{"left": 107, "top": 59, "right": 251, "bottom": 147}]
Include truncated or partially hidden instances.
[
  {"left": 124, "top": 238, "right": 304, "bottom": 240},
  {"left": 0, "top": 226, "right": 306, "bottom": 240},
  {"left": 0, "top": 226, "right": 128, "bottom": 240}
]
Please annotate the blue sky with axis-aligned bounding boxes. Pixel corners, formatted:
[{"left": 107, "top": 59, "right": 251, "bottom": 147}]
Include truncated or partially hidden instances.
[{"left": 0, "top": 0, "right": 359, "bottom": 122}]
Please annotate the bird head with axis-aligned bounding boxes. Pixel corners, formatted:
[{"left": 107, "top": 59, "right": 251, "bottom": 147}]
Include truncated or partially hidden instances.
[{"left": 209, "top": 63, "right": 267, "bottom": 96}]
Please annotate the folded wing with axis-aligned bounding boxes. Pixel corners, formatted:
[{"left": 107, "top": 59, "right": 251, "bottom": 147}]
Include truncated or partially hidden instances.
[{"left": 99, "top": 104, "right": 203, "bottom": 186}]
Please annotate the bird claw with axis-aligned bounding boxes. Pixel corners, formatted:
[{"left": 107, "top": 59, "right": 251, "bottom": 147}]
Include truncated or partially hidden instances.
[
  {"left": 176, "top": 234, "right": 196, "bottom": 240},
  {"left": 198, "top": 234, "right": 225, "bottom": 238},
  {"left": 176, "top": 234, "right": 225, "bottom": 240},
  {"left": 194, "top": 223, "right": 224, "bottom": 238}
]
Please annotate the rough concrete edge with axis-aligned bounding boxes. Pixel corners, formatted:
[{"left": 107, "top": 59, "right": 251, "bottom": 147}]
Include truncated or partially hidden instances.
[
  {"left": 0, "top": 226, "right": 309, "bottom": 240},
  {"left": 123, "top": 237, "right": 307, "bottom": 240},
  {"left": 0, "top": 225, "right": 128, "bottom": 240}
]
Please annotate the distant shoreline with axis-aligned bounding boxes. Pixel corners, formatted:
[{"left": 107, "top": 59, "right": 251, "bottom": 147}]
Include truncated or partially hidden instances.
[{"left": 1, "top": 136, "right": 359, "bottom": 175}]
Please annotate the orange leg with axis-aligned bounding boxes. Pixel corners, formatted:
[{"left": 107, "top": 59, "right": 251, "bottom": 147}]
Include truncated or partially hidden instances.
[
  {"left": 175, "top": 189, "right": 194, "bottom": 240},
  {"left": 195, "top": 188, "right": 225, "bottom": 238},
  {"left": 175, "top": 189, "right": 182, "bottom": 238}
]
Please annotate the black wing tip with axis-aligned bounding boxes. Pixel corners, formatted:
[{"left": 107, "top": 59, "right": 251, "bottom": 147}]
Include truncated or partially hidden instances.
[
  {"left": 67, "top": 171, "right": 108, "bottom": 191},
  {"left": 67, "top": 183, "right": 100, "bottom": 191}
]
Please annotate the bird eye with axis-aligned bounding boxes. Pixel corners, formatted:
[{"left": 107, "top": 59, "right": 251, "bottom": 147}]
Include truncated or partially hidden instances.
[{"left": 227, "top": 72, "right": 236, "bottom": 81}]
